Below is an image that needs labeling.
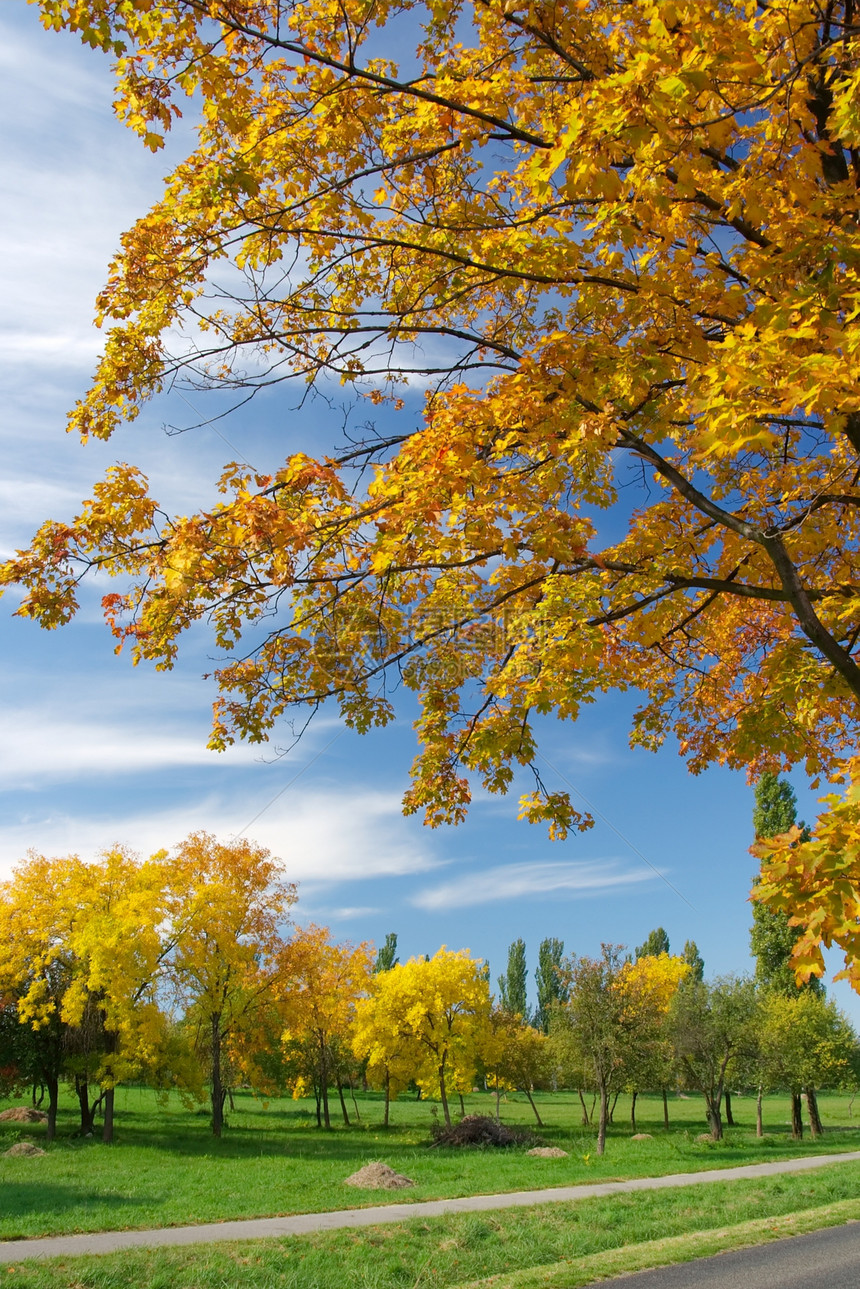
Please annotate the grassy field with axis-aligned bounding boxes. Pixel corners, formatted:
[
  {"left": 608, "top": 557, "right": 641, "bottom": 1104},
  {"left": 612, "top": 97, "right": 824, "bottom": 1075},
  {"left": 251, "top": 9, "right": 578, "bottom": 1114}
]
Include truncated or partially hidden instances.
[
  {"left": 1, "top": 1085, "right": 859, "bottom": 1241},
  {"left": 1, "top": 1160, "right": 859, "bottom": 1286}
]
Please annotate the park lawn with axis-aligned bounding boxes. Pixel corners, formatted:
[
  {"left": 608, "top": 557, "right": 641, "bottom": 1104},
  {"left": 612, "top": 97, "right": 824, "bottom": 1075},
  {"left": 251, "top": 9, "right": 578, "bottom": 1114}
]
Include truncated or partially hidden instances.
[
  {"left": 0, "top": 1086, "right": 858, "bottom": 1240},
  {"left": 2, "top": 1161, "right": 860, "bottom": 1287}
]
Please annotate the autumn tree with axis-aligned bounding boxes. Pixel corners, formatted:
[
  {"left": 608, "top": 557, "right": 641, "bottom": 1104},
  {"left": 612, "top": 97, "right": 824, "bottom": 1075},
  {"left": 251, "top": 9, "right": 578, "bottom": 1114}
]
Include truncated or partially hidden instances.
[
  {"left": 497, "top": 939, "right": 529, "bottom": 1020},
  {"left": 166, "top": 833, "right": 297, "bottom": 1137},
  {"left": 758, "top": 992, "right": 858, "bottom": 1138},
  {"left": 281, "top": 925, "right": 374, "bottom": 1130},
  {"left": 352, "top": 947, "right": 491, "bottom": 1127},
  {"left": 619, "top": 951, "right": 690, "bottom": 1131},
  {"left": 535, "top": 939, "right": 567, "bottom": 1034},
  {"left": 7, "top": 2, "right": 860, "bottom": 962},
  {"left": 483, "top": 1008, "right": 551, "bottom": 1126}
]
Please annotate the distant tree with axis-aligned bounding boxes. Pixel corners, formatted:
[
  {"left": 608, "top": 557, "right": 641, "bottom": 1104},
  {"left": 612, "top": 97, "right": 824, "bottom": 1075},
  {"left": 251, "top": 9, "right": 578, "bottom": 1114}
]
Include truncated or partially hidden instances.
[
  {"left": 635, "top": 928, "right": 670, "bottom": 960},
  {"left": 535, "top": 938, "right": 567, "bottom": 1033},
  {"left": 758, "top": 992, "right": 858, "bottom": 1139},
  {"left": 374, "top": 933, "right": 399, "bottom": 974},
  {"left": 620, "top": 953, "right": 690, "bottom": 1131},
  {"left": 669, "top": 975, "right": 759, "bottom": 1140},
  {"left": 483, "top": 1009, "right": 552, "bottom": 1126},
  {"left": 682, "top": 941, "right": 705, "bottom": 983},
  {"left": 498, "top": 939, "right": 528, "bottom": 1019},
  {"left": 558, "top": 944, "right": 637, "bottom": 1155},
  {"left": 352, "top": 947, "right": 491, "bottom": 1127}
]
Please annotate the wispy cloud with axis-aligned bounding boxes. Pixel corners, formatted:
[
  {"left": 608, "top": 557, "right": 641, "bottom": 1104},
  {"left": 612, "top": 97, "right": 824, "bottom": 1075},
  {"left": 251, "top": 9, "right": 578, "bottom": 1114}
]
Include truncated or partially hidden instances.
[
  {"left": 411, "top": 860, "right": 657, "bottom": 911},
  {"left": 0, "top": 787, "right": 438, "bottom": 889}
]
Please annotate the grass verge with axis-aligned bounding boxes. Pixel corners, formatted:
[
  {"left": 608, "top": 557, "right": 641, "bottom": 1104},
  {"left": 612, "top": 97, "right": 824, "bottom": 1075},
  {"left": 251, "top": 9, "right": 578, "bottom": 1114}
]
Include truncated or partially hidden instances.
[{"left": 1, "top": 1160, "right": 859, "bottom": 1287}]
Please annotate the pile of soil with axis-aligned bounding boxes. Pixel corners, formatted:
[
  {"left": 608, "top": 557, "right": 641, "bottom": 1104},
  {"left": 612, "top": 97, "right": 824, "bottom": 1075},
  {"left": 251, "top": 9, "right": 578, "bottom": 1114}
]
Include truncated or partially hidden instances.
[
  {"left": 0, "top": 1107, "right": 48, "bottom": 1124},
  {"left": 631, "top": 1133, "right": 653, "bottom": 1141},
  {"left": 527, "top": 1146, "right": 568, "bottom": 1158},
  {"left": 430, "top": 1115, "right": 539, "bottom": 1149},
  {"left": 344, "top": 1162, "right": 415, "bottom": 1190},
  {"left": 4, "top": 1142, "right": 45, "bottom": 1157}
]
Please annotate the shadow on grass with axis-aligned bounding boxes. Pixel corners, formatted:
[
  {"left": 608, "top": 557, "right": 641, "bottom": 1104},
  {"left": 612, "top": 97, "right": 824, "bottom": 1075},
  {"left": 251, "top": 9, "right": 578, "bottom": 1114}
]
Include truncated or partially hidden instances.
[{"left": 0, "top": 1185, "right": 159, "bottom": 1239}]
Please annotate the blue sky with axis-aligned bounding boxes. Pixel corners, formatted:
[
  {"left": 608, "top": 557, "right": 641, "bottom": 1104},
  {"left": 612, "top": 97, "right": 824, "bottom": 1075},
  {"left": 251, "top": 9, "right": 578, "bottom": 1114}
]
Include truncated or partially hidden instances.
[{"left": 2, "top": 2, "right": 856, "bottom": 1021}]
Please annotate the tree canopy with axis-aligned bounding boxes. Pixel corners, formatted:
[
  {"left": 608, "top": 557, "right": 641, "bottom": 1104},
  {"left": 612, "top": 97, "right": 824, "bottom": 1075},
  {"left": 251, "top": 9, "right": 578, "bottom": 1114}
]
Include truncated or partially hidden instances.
[{"left": 5, "top": 1, "right": 860, "bottom": 955}]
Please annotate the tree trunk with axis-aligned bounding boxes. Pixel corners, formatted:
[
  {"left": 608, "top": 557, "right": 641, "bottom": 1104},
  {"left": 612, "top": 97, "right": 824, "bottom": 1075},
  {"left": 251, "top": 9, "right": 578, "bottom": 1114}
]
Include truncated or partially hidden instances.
[
  {"left": 314, "top": 1082, "right": 322, "bottom": 1130},
  {"left": 662, "top": 1088, "right": 670, "bottom": 1131},
  {"left": 336, "top": 1076, "right": 350, "bottom": 1126},
  {"left": 349, "top": 1077, "right": 361, "bottom": 1123},
  {"left": 459, "top": 1093, "right": 466, "bottom": 1117},
  {"left": 756, "top": 1086, "right": 764, "bottom": 1138},
  {"left": 438, "top": 1062, "right": 451, "bottom": 1127},
  {"left": 383, "top": 1069, "right": 390, "bottom": 1128},
  {"left": 227, "top": 1087, "right": 236, "bottom": 1112},
  {"left": 805, "top": 1087, "right": 824, "bottom": 1137},
  {"left": 210, "top": 1016, "right": 223, "bottom": 1138},
  {"left": 791, "top": 1090, "right": 804, "bottom": 1140},
  {"left": 597, "top": 1083, "right": 609, "bottom": 1155},
  {"left": 725, "top": 1089, "right": 735, "bottom": 1127},
  {"left": 630, "top": 1089, "right": 637, "bottom": 1132},
  {"left": 102, "top": 1086, "right": 115, "bottom": 1144},
  {"left": 706, "top": 1096, "right": 723, "bottom": 1140},
  {"left": 609, "top": 1089, "right": 620, "bottom": 1123},
  {"left": 578, "top": 1089, "right": 590, "bottom": 1125},
  {"left": 524, "top": 1088, "right": 544, "bottom": 1127},
  {"left": 75, "top": 1075, "right": 95, "bottom": 1135},
  {"left": 45, "top": 1075, "right": 59, "bottom": 1143},
  {"left": 495, "top": 1085, "right": 501, "bottom": 1123},
  {"left": 319, "top": 1036, "right": 331, "bottom": 1130}
]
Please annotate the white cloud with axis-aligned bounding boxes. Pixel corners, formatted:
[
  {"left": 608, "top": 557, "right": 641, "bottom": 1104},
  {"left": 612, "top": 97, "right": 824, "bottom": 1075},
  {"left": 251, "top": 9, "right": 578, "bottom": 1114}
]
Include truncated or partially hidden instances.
[
  {"left": 411, "top": 859, "right": 657, "bottom": 911},
  {"left": 0, "top": 787, "right": 438, "bottom": 889}
]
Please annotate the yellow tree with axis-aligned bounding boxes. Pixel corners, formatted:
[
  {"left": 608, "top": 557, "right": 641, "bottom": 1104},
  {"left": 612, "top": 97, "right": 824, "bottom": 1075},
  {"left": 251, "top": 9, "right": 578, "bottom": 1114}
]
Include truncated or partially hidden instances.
[
  {"left": 166, "top": 833, "right": 297, "bottom": 1137},
  {"left": 482, "top": 1008, "right": 551, "bottom": 1126},
  {"left": 351, "top": 947, "right": 491, "bottom": 1127},
  {"left": 279, "top": 925, "right": 374, "bottom": 1130},
  {"left": 0, "top": 854, "right": 82, "bottom": 1141},
  {"left": 618, "top": 952, "right": 690, "bottom": 1130},
  {"left": 7, "top": 2, "right": 860, "bottom": 953}
]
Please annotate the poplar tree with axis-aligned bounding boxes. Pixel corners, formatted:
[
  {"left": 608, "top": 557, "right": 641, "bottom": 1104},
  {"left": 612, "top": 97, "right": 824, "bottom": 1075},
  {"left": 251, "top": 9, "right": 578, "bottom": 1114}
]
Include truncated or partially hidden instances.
[
  {"left": 497, "top": 939, "right": 528, "bottom": 1019},
  {"left": 535, "top": 939, "right": 567, "bottom": 1033}
]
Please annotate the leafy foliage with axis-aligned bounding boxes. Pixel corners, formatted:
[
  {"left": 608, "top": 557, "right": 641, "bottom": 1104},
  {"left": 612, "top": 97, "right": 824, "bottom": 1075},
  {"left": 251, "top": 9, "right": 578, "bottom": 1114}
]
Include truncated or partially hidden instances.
[
  {"left": 497, "top": 939, "right": 529, "bottom": 1020},
  {"left": 4, "top": 3, "right": 860, "bottom": 939}
]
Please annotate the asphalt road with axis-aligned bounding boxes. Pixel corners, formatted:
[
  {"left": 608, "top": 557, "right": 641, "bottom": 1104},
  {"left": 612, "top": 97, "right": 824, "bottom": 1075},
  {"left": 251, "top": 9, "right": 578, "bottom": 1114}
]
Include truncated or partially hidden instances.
[{"left": 598, "top": 1221, "right": 860, "bottom": 1288}]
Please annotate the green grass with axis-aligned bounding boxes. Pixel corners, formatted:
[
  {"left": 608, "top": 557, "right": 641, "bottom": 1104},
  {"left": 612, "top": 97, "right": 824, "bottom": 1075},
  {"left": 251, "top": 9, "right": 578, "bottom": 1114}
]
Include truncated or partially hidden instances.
[
  {"left": 0, "top": 1086, "right": 858, "bottom": 1241},
  {"left": 2, "top": 1160, "right": 860, "bottom": 1286}
]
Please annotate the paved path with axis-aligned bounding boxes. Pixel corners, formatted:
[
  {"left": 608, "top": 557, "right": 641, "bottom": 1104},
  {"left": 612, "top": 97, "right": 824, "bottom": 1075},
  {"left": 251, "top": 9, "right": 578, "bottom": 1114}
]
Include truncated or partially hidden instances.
[
  {"left": 595, "top": 1220, "right": 860, "bottom": 1288},
  {"left": 1, "top": 1150, "right": 858, "bottom": 1263}
]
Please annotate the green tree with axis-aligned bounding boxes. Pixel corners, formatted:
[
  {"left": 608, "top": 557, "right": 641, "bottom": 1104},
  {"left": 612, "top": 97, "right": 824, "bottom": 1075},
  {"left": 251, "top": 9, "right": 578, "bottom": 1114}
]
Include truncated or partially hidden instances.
[
  {"left": 498, "top": 939, "right": 528, "bottom": 1020},
  {"left": 374, "top": 933, "right": 399, "bottom": 974},
  {"left": 535, "top": 939, "right": 567, "bottom": 1034},
  {"left": 635, "top": 928, "right": 670, "bottom": 960},
  {"left": 758, "top": 992, "right": 858, "bottom": 1139},
  {"left": 669, "top": 975, "right": 760, "bottom": 1140},
  {"left": 682, "top": 941, "right": 705, "bottom": 983}
]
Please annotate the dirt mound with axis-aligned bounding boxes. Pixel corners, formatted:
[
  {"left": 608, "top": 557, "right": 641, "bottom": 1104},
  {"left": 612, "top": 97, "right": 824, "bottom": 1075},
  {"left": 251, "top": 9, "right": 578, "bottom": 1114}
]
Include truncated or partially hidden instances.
[
  {"left": 4, "top": 1141, "right": 46, "bottom": 1157},
  {"left": 631, "top": 1133, "right": 653, "bottom": 1141},
  {"left": 344, "top": 1162, "right": 415, "bottom": 1190},
  {"left": 0, "top": 1107, "right": 48, "bottom": 1123},
  {"left": 430, "top": 1115, "right": 539, "bottom": 1149},
  {"left": 527, "top": 1146, "right": 568, "bottom": 1158}
]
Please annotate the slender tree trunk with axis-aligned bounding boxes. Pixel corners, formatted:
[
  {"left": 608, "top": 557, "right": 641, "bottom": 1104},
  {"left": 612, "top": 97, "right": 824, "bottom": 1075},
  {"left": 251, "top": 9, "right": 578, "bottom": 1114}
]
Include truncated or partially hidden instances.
[
  {"left": 45, "top": 1075, "right": 59, "bottom": 1143},
  {"left": 805, "top": 1087, "right": 824, "bottom": 1137},
  {"left": 314, "top": 1082, "right": 322, "bottom": 1130},
  {"left": 791, "top": 1091, "right": 804, "bottom": 1140},
  {"left": 756, "top": 1087, "right": 764, "bottom": 1138},
  {"left": 383, "top": 1069, "right": 390, "bottom": 1128},
  {"left": 609, "top": 1089, "right": 620, "bottom": 1123},
  {"left": 75, "top": 1076, "right": 95, "bottom": 1135},
  {"left": 578, "top": 1089, "right": 590, "bottom": 1125},
  {"left": 336, "top": 1076, "right": 350, "bottom": 1126},
  {"left": 227, "top": 1087, "right": 236, "bottom": 1112},
  {"left": 597, "top": 1083, "right": 609, "bottom": 1156},
  {"left": 439, "top": 1062, "right": 451, "bottom": 1128},
  {"left": 725, "top": 1089, "right": 735, "bottom": 1127},
  {"left": 459, "top": 1093, "right": 466, "bottom": 1117},
  {"left": 319, "top": 1036, "right": 331, "bottom": 1130},
  {"left": 210, "top": 1015, "right": 224, "bottom": 1138},
  {"left": 630, "top": 1089, "right": 637, "bottom": 1132},
  {"left": 495, "top": 1085, "right": 501, "bottom": 1123},
  {"left": 589, "top": 1092, "right": 597, "bottom": 1122},
  {"left": 349, "top": 1077, "right": 361, "bottom": 1123},
  {"left": 524, "top": 1088, "right": 544, "bottom": 1127},
  {"left": 662, "top": 1089, "right": 670, "bottom": 1131},
  {"left": 102, "top": 1087, "right": 115, "bottom": 1144}
]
